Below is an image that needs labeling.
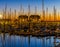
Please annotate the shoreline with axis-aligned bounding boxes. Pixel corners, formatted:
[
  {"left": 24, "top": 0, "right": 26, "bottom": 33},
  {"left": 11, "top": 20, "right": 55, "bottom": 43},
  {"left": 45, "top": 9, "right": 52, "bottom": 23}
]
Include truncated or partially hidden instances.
[{"left": 0, "top": 31, "right": 60, "bottom": 37}]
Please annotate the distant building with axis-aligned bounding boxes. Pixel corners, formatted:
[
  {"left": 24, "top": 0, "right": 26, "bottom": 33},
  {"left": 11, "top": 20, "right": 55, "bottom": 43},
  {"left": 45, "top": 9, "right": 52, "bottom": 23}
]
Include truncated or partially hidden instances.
[
  {"left": 18, "top": 15, "right": 28, "bottom": 23},
  {"left": 29, "top": 15, "right": 40, "bottom": 23}
]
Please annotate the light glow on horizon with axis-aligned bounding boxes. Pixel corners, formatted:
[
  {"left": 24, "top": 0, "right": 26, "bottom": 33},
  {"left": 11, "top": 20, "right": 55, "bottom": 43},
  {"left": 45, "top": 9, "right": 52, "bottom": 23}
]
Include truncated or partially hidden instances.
[{"left": 0, "top": 14, "right": 3, "bottom": 19}]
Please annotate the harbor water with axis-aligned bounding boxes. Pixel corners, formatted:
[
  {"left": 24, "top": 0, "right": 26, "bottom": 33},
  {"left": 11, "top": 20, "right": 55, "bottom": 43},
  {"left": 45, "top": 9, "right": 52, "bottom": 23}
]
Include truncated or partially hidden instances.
[{"left": 0, "top": 33, "right": 60, "bottom": 47}]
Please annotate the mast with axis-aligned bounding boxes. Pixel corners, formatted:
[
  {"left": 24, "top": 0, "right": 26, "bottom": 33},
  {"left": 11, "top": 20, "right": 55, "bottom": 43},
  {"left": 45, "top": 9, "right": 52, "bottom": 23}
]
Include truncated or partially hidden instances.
[
  {"left": 53, "top": 6, "right": 56, "bottom": 21},
  {"left": 46, "top": 8, "right": 48, "bottom": 21},
  {"left": 58, "top": 12, "right": 59, "bottom": 21},
  {"left": 28, "top": 4, "right": 30, "bottom": 20},
  {"left": 20, "top": 4, "right": 23, "bottom": 15},
  {"left": 3, "top": 9, "right": 4, "bottom": 19},
  {"left": 28, "top": 4, "right": 30, "bottom": 16},
  {"left": 57, "top": 12, "right": 59, "bottom": 26},
  {"left": 35, "top": 6, "right": 37, "bottom": 15},
  {"left": 9, "top": 8, "right": 11, "bottom": 20},
  {"left": 23, "top": 8, "right": 24, "bottom": 15},
  {"left": 46, "top": 8, "right": 48, "bottom": 27},
  {"left": 14, "top": 9, "right": 16, "bottom": 20},
  {"left": 42, "top": 0, "right": 45, "bottom": 21},
  {"left": 49, "top": 13, "right": 51, "bottom": 21},
  {"left": 4, "top": 4, "right": 7, "bottom": 19}
]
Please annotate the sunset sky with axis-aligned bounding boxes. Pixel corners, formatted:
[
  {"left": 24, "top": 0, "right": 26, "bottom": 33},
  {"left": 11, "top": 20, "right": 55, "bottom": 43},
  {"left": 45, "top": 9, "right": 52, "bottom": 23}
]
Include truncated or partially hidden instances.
[
  {"left": 0, "top": 0, "right": 60, "bottom": 21},
  {"left": 0, "top": 0, "right": 60, "bottom": 13}
]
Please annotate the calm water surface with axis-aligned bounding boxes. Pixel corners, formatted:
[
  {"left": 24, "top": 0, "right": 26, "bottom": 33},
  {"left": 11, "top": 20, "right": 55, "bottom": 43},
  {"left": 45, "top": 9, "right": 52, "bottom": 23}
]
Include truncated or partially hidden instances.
[{"left": 0, "top": 33, "right": 60, "bottom": 47}]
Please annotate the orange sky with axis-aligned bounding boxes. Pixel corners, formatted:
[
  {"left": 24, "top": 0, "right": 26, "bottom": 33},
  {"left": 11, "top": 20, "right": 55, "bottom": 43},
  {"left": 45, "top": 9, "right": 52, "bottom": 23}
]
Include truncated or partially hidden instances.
[{"left": 0, "top": 11, "right": 60, "bottom": 21}]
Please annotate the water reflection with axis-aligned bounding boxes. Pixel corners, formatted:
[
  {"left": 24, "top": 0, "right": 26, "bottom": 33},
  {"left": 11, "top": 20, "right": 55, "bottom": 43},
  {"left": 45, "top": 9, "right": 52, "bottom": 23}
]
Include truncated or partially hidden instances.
[{"left": 0, "top": 33, "right": 60, "bottom": 47}]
